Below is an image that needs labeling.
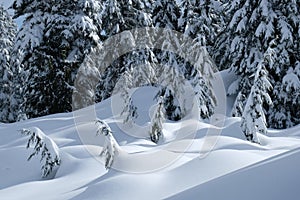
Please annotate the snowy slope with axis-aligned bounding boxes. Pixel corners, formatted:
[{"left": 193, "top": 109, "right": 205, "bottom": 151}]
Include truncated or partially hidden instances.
[
  {"left": 1, "top": 71, "right": 300, "bottom": 200},
  {"left": 168, "top": 147, "right": 300, "bottom": 200}
]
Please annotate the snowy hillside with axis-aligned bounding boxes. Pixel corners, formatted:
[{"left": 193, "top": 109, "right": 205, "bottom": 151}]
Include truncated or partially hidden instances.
[
  {"left": 0, "top": 1, "right": 300, "bottom": 198},
  {"left": 1, "top": 71, "right": 300, "bottom": 200}
]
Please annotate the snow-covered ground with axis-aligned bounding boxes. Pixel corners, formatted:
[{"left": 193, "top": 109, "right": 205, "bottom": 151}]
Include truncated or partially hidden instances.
[{"left": 1, "top": 70, "right": 300, "bottom": 200}]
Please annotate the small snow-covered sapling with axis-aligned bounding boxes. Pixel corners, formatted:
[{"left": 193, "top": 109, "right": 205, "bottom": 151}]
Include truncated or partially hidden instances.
[
  {"left": 149, "top": 97, "right": 165, "bottom": 143},
  {"left": 21, "top": 127, "right": 61, "bottom": 178},
  {"left": 95, "top": 120, "right": 121, "bottom": 169}
]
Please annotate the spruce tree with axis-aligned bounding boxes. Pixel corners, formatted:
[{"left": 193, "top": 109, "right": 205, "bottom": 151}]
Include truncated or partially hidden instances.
[
  {"left": 12, "top": 0, "right": 101, "bottom": 118},
  {"left": 215, "top": 0, "right": 300, "bottom": 128},
  {"left": 0, "top": 5, "right": 17, "bottom": 122},
  {"left": 180, "top": 0, "right": 218, "bottom": 119},
  {"left": 182, "top": 0, "right": 224, "bottom": 53},
  {"left": 152, "top": 0, "right": 218, "bottom": 120},
  {"left": 152, "top": 0, "right": 185, "bottom": 120},
  {"left": 21, "top": 127, "right": 61, "bottom": 178},
  {"left": 267, "top": 0, "right": 300, "bottom": 128},
  {"left": 114, "top": 69, "right": 138, "bottom": 124},
  {"left": 241, "top": 62, "right": 272, "bottom": 143},
  {"left": 96, "top": 119, "right": 121, "bottom": 169},
  {"left": 96, "top": 0, "right": 153, "bottom": 101},
  {"left": 149, "top": 97, "right": 165, "bottom": 143}
]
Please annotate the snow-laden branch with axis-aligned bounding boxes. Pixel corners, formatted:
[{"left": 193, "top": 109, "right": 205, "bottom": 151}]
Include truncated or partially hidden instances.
[
  {"left": 21, "top": 127, "right": 61, "bottom": 178},
  {"left": 95, "top": 120, "right": 121, "bottom": 169}
]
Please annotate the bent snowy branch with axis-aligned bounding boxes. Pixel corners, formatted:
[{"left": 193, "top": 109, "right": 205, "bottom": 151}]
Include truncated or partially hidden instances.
[{"left": 21, "top": 127, "right": 61, "bottom": 178}]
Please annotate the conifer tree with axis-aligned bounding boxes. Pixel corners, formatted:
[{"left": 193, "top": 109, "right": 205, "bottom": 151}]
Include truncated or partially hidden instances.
[
  {"left": 115, "top": 69, "right": 138, "bottom": 124},
  {"left": 114, "top": 48, "right": 157, "bottom": 124},
  {"left": 180, "top": 0, "right": 219, "bottom": 119},
  {"left": 215, "top": 0, "right": 300, "bottom": 128},
  {"left": 266, "top": 0, "right": 300, "bottom": 128},
  {"left": 149, "top": 97, "right": 165, "bottom": 143},
  {"left": 96, "top": 119, "right": 121, "bottom": 169},
  {"left": 96, "top": 0, "right": 153, "bottom": 101},
  {"left": 152, "top": 0, "right": 185, "bottom": 120},
  {"left": 241, "top": 62, "right": 272, "bottom": 143},
  {"left": 182, "top": 0, "right": 224, "bottom": 53},
  {"left": 12, "top": 0, "right": 102, "bottom": 118},
  {"left": 0, "top": 5, "right": 17, "bottom": 122},
  {"left": 21, "top": 127, "right": 61, "bottom": 178}
]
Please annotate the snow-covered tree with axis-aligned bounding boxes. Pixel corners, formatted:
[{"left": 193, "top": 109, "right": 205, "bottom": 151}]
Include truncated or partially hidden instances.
[
  {"left": 109, "top": 30, "right": 157, "bottom": 124},
  {"left": 114, "top": 69, "right": 138, "bottom": 124},
  {"left": 152, "top": 0, "right": 186, "bottom": 120},
  {"left": 72, "top": 50, "right": 101, "bottom": 110},
  {"left": 179, "top": 1, "right": 220, "bottom": 120},
  {"left": 152, "top": 0, "right": 218, "bottom": 120},
  {"left": 152, "top": 0, "right": 181, "bottom": 31},
  {"left": 266, "top": 1, "right": 300, "bottom": 128},
  {"left": 21, "top": 127, "right": 61, "bottom": 178},
  {"left": 187, "top": 41, "right": 217, "bottom": 119},
  {"left": 0, "top": 6, "right": 17, "bottom": 122},
  {"left": 12, "top": 0, "right": 101, "bottom": 119},
  {"left": 269, "top": 65, "right": 300, "bottom": 128},
  {"left": 182, "top": 0, "right": 224, "bottom": 53},
  {"left": 96, "top": 0, "right": 153, "bottom": 101},
  {"left": 96, "top": 119, "right": 121, "bottom": 169},
  {"left": 156, "top": 63, "right": 185, "bottom": 121},
  {"left": 241, "top": 63, "right": 272, "bottom": 143},
  {"left": 149, "top": 97, "right": 165, "bottom": 143},
  {"left": 215, "top": 0, "right": 300, "bottom": 128}
]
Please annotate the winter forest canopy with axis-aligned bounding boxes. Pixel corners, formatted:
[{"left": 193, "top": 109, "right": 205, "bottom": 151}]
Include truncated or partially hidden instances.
[{"left": 0, "top": 0, "right": 299, "bottom": 143}]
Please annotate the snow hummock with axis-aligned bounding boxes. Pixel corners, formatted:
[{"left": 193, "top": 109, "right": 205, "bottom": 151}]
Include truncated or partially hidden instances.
[{"left": 0, "top": 70, "right": 300, "bottom": 199}]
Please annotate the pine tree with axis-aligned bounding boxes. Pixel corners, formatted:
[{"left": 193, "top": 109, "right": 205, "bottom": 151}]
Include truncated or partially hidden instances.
[
  {"left": 0, "top": 6, "right": 17, "bottom": 122},
  {"left": 112, "top": 45, "right": 158, "bottom": 124},
  {"left": 149, "top": 97, "right": 165, "bottom": 143},
  {"left": 12, "top": 0, "right": 101, "bottom": 119},
  {"left": 241, "top": 62, "right": 272, "bottom": 143},
  {"left": 10, "top": 1, "right": 48, "bottom": 121},
  {"left": 215, "top": 0, "right": 300, "bottom": 128},
  {"left": 150, "top": 0, "right": 219, "bottom": 121}
]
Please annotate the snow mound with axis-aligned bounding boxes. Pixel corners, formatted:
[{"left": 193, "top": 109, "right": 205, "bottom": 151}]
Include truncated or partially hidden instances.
[{"left": 0, "top": 86, "right": 300, "bottom": 199}]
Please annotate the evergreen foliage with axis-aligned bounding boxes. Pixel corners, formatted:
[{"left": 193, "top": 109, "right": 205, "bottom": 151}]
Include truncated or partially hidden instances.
[
  {"left": 12, "top": 0, "right": 101, "bottom": 118},
  {"left": 241, "top": 62, "right": 272, "bottom": 143},
  {"left": 215, "top": 0, "right": 300, "bottom": 128},
  {"left": 96, "top": 119, "right": 121, "bottom": 169},
  {"left": 96, "top": 0, "right": 153, "bottom": 101},
  {"left": 149, "top": 97, "right": 165, "bottom": 143},
  {"left": 21, "top": 127, "right": 61, "bottom": 178},
  {"left": 0, "top": 6, "right": 17, "bottom": 122}
]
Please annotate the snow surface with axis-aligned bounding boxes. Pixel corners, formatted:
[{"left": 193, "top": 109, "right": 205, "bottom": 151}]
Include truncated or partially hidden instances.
[{"left": 0, "top": 70, "right": 300, "bottom": 199}]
